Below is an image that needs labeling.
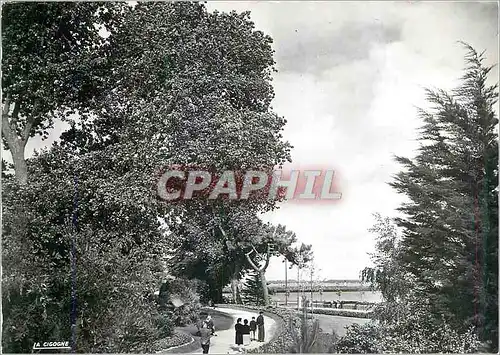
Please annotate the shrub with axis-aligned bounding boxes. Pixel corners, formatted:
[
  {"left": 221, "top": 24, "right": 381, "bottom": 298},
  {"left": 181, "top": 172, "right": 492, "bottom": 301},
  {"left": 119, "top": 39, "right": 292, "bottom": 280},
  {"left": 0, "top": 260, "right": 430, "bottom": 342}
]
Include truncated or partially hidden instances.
[
  {"left": 151, "top": 331, "right": 193, "bottom": 352},
  {"left": 335, "top": 322, "right": 383, "bottom": 353},
  {"left": 162, "top": 278, "right": 203, "bottom": 326},
  {"left": 155, "top": 314, "right": 174, "bottom": 338},
  {"left": 335, "top": 301, "right": 482, "bottom": 354},
  {"left": 306, "top": 308, "right": 373, "bottom": 318},
  {"left": 289, "top": 308, "right": 335, "bottom": 353}
]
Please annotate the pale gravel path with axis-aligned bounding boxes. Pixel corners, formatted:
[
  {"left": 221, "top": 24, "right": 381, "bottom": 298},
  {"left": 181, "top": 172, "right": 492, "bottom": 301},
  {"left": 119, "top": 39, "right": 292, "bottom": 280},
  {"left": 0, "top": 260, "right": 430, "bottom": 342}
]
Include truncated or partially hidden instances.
[{"left": 190, "top": 308, "right": 277, "bottom": 354}]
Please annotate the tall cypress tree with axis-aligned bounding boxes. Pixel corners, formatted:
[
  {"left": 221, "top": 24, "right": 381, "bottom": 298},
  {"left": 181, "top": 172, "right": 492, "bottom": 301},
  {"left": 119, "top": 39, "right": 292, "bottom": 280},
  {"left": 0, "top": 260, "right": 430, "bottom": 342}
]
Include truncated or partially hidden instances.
[{"left": 391, "top": 44, "right": 498, "bottom": 351}]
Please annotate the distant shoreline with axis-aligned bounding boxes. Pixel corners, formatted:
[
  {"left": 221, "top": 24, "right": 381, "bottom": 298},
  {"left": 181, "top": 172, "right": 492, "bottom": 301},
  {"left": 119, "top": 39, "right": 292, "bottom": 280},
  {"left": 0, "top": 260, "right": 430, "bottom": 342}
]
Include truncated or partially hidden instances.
[{"left": 223, "top": 286, "right": 374, "bottom": 293}]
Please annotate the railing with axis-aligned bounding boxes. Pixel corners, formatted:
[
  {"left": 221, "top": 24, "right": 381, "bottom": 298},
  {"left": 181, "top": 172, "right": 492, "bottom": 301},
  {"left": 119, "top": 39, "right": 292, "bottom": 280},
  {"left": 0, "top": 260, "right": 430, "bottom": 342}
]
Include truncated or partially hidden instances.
[
  {"left": 276, "top": 299, "right": 376, "bottom": 311},
  {"left": 222, "top": 284, "right": 372, "bottom": 293}
]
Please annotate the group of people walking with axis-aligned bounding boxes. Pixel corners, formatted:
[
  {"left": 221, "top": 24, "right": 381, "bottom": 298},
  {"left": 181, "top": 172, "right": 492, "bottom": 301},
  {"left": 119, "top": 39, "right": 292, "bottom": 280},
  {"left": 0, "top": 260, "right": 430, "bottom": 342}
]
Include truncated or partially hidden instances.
[
  {"left": 198, "top": 311, "right": 266, "bottom": 354},
  {"left": 234, "top": 311, "right": 265, "bottom": 352}
]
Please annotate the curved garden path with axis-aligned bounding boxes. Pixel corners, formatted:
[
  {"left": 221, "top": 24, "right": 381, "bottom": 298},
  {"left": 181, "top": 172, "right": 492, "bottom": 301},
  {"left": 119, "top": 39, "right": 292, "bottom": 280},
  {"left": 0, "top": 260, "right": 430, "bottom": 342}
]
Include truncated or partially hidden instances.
[{"left": 189, "top": 307, "right": 277, "bottom": 354}]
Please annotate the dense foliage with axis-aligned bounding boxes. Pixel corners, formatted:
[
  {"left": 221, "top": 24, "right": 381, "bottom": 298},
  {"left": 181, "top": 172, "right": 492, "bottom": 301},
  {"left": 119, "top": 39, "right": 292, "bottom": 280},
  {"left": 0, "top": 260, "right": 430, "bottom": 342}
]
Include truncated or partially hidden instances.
[
  {"left": 1, "top": 2, "right": 125, "bottom": 185},
  {"left": 2, "top": 2, "right": 300, "bottom": 352},
  {"left": 356, "top": 44, "right": 497, "bottom": 353},
  {"left": 242, "top": 270, "right": 269, "bottom": 306},
  {"left": 336, "top": 316, "right": 479, "bottom": 354},
  {"left": 2, "top": 145, "right": 169, "bottom": 353},
  {"left": 391, "top": 44, "right": 498, "bottom": 351},
  {"left": 159, "top": 278, "right": 203, "bottom": 327}
]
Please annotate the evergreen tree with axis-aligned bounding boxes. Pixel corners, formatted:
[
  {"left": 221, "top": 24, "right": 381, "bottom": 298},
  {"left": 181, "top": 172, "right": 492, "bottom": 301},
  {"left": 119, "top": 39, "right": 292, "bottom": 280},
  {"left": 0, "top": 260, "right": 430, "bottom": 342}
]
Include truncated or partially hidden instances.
[
  {"left": 391, "top": 44, "right": 498, "bottom": 351},
  {"left": 242, "top": 270, "right": 269, "bottom": 306}
]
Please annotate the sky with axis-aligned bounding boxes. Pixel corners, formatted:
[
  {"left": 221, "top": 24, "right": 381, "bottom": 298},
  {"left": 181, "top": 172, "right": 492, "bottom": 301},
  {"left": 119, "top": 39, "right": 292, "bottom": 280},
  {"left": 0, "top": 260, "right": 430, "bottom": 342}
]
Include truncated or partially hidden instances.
[
  {"left": 204, "top": 1, "right": 499, "bottom": 281},
  {"left": 3, "top": 2, "right": 498, "bottom": 282}
]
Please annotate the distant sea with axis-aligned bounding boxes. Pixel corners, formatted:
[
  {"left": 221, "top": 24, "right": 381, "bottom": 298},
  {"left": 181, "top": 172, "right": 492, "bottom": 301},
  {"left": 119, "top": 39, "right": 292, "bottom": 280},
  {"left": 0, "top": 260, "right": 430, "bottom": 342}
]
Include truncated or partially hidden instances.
[
  {"left": 222, "top": 290, "right": 383, "bottom": 303},
  {"left": 271, "top": 290, "right": 383, "bottom": 303}
]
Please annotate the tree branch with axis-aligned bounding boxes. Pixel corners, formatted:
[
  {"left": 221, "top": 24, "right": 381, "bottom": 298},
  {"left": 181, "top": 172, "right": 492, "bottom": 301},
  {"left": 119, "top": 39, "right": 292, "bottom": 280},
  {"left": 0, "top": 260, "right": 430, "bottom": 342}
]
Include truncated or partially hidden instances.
[
  {"left": 2, "top": 95, "right": 15, "bottom": 146},
  {"left": 245, "top": 250, "right": 261, "bottom": 272},
  {"left": 11, "top": 101, "right": 20, "bottom": 126},
  {"left": 262, "top": 243, "right": 271, "bottom": 271},
  {"left": 218, "top": 223, "right": 228, "bottom": 239},
  {"left": 2, "top": 94, "right": 11, "bottom": 117},
  {"left": 2, "top": 111, "right": 11, "bottom": 142},
  {"left": 251, "top": 245, "right": 262, "bottom": 260},
  {"left": 21, "top": 117, "right": 34, "bottom": 147}
]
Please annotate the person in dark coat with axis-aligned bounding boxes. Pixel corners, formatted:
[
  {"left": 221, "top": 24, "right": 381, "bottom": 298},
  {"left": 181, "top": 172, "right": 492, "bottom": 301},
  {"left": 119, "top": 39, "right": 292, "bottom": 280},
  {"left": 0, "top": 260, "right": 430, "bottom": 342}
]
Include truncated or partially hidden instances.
[
  {"left": 256, "top": 311, "right": 265, "bottom": 342},
  {"left": 235, "top": 318, "right": 244, "bottom": 350},
  {"left": 249, "top": 317, "right": 257, "bottom": 341},
  {"left": 242, "top": 319, "right": 251, "bottom": 345},
  {"left": 199, "top": 323, "right": 212, "bottom": 354}
]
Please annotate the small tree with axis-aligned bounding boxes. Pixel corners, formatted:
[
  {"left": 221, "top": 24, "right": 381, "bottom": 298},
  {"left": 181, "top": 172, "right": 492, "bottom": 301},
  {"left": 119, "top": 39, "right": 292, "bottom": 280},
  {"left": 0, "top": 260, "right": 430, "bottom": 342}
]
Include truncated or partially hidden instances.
[{"left": 241, "top": 270, "right": 268, "bottom": 306}]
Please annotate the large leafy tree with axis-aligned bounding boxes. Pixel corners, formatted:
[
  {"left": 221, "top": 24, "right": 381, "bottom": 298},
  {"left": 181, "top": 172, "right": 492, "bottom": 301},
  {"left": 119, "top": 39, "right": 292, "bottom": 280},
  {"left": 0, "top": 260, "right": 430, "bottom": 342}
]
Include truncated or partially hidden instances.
[
  {"left": 389, "top": 45, "right": 498, "bottom": 351},
  {"left": 104, "top": 2, "right": 297, "bottom": 304},
  {"left": 60, "top": 5, "right": 294, "bottom": 302},
  {"left": 167, "top": 201, "right": 312, "bottom": 304},
  {"left": 2, "top": 2, "right": 301, "bottom": 351},
  {"left": 1, "top": 2, "right": 124, "bottom": 184}
]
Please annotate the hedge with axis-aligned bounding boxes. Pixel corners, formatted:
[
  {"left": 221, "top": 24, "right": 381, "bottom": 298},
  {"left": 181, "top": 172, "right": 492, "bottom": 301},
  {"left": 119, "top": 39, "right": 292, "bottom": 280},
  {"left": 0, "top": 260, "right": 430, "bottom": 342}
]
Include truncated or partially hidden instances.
[
  {"left": 305, "top": 307, "right": 373, "bottom": 319},
  {"left": 151, "top": 331, "right": 193, "bottom": 353}
]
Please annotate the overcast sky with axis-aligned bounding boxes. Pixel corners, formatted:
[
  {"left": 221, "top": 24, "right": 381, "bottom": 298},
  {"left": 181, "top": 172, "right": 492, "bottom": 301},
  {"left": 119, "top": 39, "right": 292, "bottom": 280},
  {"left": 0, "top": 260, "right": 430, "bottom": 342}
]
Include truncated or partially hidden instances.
[
  {"left": 205, "top": 1, "right": 499, "bottom": 281},
  {"left": 4, "top": 2, "right": 498, "bottom": 282}
]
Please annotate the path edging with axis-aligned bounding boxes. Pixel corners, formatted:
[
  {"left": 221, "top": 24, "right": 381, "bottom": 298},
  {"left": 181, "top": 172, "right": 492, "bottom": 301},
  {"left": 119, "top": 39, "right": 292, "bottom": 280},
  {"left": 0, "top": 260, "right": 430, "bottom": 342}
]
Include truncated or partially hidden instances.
[{"left": 216, "top": 304, "right": 299, "bottom": 354}]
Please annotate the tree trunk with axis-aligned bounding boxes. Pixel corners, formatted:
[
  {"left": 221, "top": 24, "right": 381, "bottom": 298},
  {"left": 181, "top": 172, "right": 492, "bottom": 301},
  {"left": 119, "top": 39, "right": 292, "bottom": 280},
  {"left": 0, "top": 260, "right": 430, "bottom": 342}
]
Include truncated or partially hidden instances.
[
  {"left": 11, "top": 140, "right": 28, "bottom": 185},
  {"left": 231, "top": 277, "right": 238, "bottom": 304},
  {"left": 230, "top": 269, "right": 243, "bottom": 304},
  {"left": 260, "top": 271, "right": 270, "bottom": 306},
  {"left": 236, "top": 282, "right": 242, "bottom": 304},
  {"left": 245, "top": 242, "right": 274, "bottom": 307},
  {"left": 2, "top": 98, "right": 30, "bottom": 186}
]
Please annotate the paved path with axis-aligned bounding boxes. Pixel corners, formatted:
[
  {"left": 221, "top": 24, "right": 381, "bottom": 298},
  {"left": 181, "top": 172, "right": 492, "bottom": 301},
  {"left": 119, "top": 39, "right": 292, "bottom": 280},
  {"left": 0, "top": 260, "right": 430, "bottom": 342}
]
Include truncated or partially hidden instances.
[{"left": 190, "top": 308, "right": 277, "bottom": 354}]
